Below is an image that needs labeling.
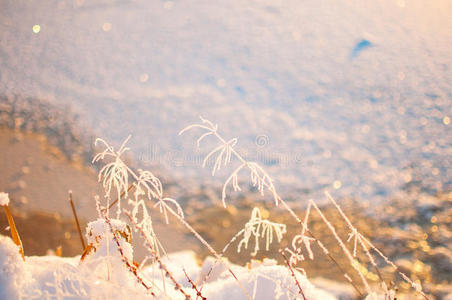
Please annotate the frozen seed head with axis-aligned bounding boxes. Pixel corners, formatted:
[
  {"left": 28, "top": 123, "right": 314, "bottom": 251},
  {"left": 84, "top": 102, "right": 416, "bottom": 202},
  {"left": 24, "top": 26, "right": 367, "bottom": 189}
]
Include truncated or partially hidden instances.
[{"left": 0, "top": 192, "right": 10, "bottom": 206}]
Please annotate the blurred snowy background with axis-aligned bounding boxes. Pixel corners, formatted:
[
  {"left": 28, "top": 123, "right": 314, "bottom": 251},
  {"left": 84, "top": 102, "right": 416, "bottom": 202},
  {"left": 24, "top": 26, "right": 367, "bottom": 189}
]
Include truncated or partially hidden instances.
[{"left": 0, "top": 0, "right": 451, "bottom": 203}]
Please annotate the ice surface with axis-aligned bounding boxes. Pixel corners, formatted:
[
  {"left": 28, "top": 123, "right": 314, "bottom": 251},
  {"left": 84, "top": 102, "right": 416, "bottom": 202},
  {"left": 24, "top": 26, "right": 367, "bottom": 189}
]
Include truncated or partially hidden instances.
[{"left": 0, "top": 0, "right": 450, "bottom": 202}]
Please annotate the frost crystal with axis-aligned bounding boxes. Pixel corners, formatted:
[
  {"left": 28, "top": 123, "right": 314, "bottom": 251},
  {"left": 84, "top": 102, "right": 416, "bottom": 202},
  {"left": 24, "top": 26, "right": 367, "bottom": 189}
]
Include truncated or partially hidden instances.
[{"left": 224, "top": 207, "right": 286, "bottom": 256}]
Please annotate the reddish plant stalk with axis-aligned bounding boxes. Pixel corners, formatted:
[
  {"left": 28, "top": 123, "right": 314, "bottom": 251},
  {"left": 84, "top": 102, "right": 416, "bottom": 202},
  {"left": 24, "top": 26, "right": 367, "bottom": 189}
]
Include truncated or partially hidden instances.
[
  {"left": 125, "top": 211, "right": 193, "bottom": 300},
  {"left": 281, "top": 251, "right": 307, "bottom": 300},
  {"left": 183, "top": 268, "right": 207, "bottom": 300},
  {"left": 103, "top": 213, "right": 156, "bottom": 296}
]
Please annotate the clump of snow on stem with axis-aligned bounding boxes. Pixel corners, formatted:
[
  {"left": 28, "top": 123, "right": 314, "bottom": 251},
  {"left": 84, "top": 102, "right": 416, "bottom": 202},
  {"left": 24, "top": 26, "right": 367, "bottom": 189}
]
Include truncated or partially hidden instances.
[{"left": 0, "top": 192, "right": 10, "bottom": 206}]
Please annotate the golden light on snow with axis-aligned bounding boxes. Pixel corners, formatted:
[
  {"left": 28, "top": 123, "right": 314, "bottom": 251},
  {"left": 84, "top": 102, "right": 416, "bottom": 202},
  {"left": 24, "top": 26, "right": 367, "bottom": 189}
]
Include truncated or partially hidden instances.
[
  {"left": 443, "top": 116, "right": 450, "bottom": 125},
  {"left": 333, "top": 180, "right": 342, "bottom": 189},
  {"left": 102, "top": 23, "right": 112, "bottom": 32},
  {"left": 32, "top": 24, "right": 41, "bottom": 34}
]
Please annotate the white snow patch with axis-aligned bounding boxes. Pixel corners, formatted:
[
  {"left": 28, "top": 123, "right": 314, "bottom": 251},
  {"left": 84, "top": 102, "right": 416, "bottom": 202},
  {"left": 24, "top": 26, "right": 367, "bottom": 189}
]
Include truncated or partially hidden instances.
[{"left": 0, "top": 235, "right": 342, "bottom": 299}]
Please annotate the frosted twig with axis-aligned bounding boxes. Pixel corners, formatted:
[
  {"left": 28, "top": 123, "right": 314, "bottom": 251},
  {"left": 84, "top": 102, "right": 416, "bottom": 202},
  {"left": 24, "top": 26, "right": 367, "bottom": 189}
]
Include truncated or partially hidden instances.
[
  {"left": 102, "top": 211, "right": 156, "bottom": 296},
  {"left": 93, "top": 136, "right": 131, "bottom": 218},
  {"left": 309, "top": 199, "right": 373, "bottom": 296},
  {"left": 325, "top": 191, "right": 428, "bottom": 299},
  {"left": 223, "top": 207, "right": 286, "bottom": 256},
  {"left": 281, "top": 251, "right": 307, "bottom": 300},
  {"left": 285, "top": 201, "right": 314, "bottom": 266},
  {"left": 325, "top": 192, "right": 386, "bottom": 287},
  {"left": 183, "top": 268, "right": 207, "bottom": 300},
  {"left": 94, "top": 137, "right": 184, "bottom": 223},
  {"left": 154, "top": 197, "right": 185, "bottom": 224},
  {"left": 180, "top": 116, "right": 279, "bottom": 207},
  {"left": 125, "top": 211, "right": 192, "bottom": 299}
]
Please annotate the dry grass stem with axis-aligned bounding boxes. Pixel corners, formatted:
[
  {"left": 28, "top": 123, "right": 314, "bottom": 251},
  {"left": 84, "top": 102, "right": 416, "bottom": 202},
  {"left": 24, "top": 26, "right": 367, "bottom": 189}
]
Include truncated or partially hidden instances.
[
  {"left": 69, "top": 191, "right": 86, "bottom": 250},
  {"left": 3, "top": 204, "right": 25, "bottom": 260}
]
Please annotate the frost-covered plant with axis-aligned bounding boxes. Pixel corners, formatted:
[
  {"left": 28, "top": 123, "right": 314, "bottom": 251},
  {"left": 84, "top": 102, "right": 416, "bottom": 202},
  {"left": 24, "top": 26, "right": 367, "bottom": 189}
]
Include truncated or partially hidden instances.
[
  {"left": 93, "top": 137, "right": 131, "bottom": 218},
  {"left": 324, "top": 192, "right": 428, "bottom": 300},
  {"left": 94, "top": 136, "right": 184, "bottom": 223},
  {"left": 180, "top": 118, "right": 364, "bottom": 289},
  {"left": 87, "top": 118, "right": 428, "bottom": 300},
  {"left": 93, "top": 136, "right": 252, "bottom": 299},
  {"left": 180, "top": 117, "right": 279, "bottom": 207},
  {"left": 180, "top": 117, "right": 429, "bottom": 299},
  {"left": 284, "top": 202, "right": 314, "bottom": 267},
  {"left": 223, "top": 207, "right": 286, "bottom": 256},
  {"left": 124, "top": 211, "right": 193, "bottom": 300}
]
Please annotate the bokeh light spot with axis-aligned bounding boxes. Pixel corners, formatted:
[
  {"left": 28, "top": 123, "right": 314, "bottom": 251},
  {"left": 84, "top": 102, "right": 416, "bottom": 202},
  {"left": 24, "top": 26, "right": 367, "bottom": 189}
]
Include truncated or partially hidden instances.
[
  {"left": 333, "top": 180, "right": 342, "bottom": 189},
  {"left": 102, "top": 23, "right": 112, "bottom": 32},
  {"left": 32, "top": 24, "right": 40, "bottom": 34},
  {"left": 140, "top": 73, "right": 149, "bottom": 83}
]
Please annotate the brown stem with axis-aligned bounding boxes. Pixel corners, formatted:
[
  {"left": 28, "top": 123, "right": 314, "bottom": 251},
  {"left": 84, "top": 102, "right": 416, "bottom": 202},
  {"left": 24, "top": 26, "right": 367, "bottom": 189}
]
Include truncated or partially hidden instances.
[
  {"left": 3, "top": 205, "right": 25, "bottom": 260},
  {"left": 281, "top": 251, "right": 307, "bottom": 300},
  {"left": 69, "top": 191, "right": 86, "bottom": 250}
]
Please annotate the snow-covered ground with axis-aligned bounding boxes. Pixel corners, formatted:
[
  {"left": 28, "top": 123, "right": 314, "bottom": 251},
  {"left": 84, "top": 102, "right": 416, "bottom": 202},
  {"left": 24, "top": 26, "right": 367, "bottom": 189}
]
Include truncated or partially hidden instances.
[
  {"left": 0, "top": 233, "right": 341, "bottom": 300},
  {"left": 0, "top": 0, "right": 451, "bottom": 201}
]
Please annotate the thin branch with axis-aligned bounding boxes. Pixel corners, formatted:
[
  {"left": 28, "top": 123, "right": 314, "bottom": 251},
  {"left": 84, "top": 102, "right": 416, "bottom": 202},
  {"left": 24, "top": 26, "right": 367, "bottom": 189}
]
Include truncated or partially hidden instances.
[
  {"left": 125, "top": 211, "right": 192, "bottom": 300},
  {"left": 183, "top": 268, "right": 207, "bottom": 300},
  {"left": 102, "top": 212, "right": 156, "bottom": 296},
  {"left": 310, "top": 199, "right": 372, "bottom": 295}
]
